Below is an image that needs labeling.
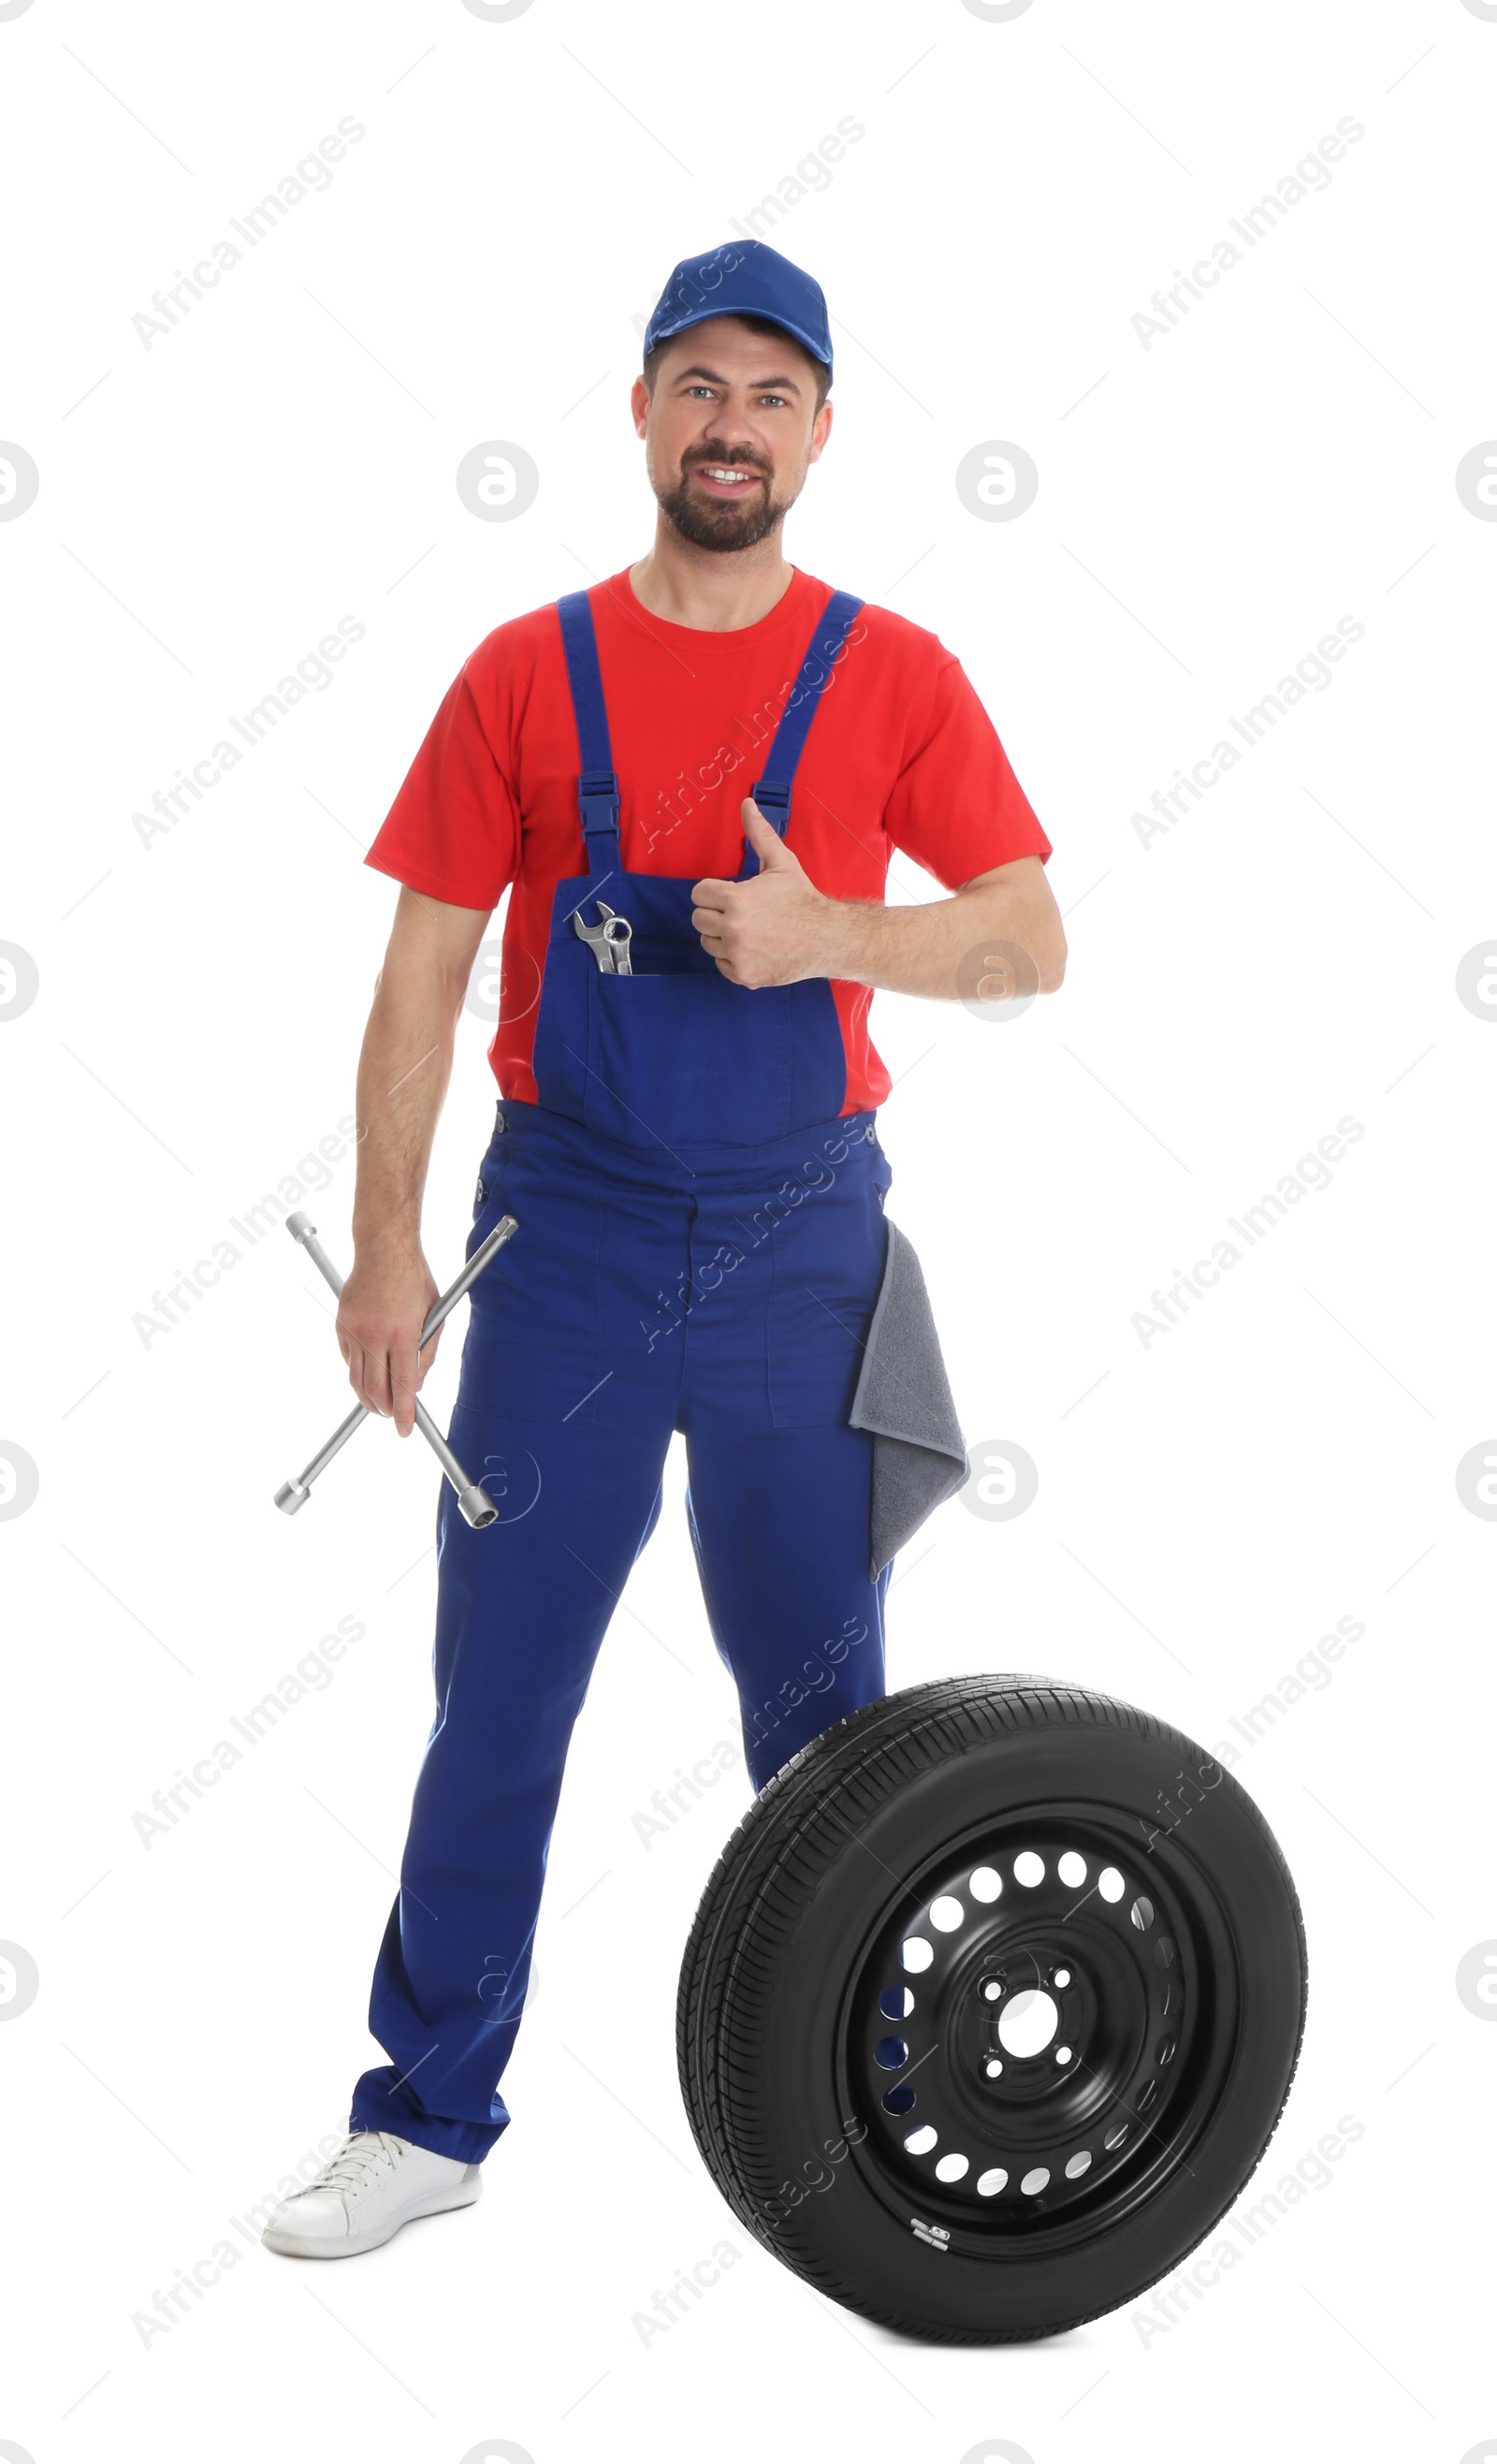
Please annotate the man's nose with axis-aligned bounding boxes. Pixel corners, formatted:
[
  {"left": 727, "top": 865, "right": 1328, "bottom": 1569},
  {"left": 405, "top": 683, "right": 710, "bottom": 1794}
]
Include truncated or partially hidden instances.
[{"left": 697, "top": 425, "right": 767, "bottom": 465}]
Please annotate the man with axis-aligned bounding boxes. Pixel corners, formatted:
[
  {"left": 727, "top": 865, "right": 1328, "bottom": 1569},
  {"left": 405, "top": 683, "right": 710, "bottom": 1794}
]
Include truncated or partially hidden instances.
[{"left": 263, "top": 241, "right": 1066, "bottom": 2261}]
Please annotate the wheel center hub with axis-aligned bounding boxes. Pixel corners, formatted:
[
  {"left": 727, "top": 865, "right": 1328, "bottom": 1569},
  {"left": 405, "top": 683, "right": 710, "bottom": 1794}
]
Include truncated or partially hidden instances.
[
  {"left": 971, "top": 1945, "right": 1088, "bottom": 2097},
  {"left": 995, "top": 1986, "right": 1057, "bottom": 2059}
]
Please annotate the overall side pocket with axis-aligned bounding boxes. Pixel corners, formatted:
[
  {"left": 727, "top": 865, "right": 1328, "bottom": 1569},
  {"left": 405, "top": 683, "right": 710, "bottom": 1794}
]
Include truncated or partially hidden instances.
[{"left": 455, "top": 1144, "right": 604, "bottom": 1424}]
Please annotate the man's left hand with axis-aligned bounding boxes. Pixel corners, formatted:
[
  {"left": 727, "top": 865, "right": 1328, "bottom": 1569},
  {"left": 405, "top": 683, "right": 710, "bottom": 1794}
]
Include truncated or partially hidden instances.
[{"left": 691, "top": 799, "right": 833, "bottom": 987}]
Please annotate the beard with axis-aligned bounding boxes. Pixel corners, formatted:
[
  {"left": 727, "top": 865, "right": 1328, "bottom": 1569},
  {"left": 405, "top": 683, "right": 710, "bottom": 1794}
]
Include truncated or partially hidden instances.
[{"left": 652, "top": 450, "right": 798, "bottom": 552}]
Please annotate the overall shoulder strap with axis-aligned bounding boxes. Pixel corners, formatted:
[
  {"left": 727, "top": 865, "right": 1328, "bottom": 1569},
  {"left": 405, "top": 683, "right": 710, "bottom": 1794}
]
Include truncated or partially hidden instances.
[
  {"left": 556, "top": 590, "right": 620, "bottom": 874},
  {"left": 744, "top": 590, "right": 864, "bottom": 874}
]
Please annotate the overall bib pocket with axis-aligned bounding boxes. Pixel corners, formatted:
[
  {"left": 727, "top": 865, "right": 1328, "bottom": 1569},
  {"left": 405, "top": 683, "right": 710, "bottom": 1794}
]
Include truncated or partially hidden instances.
[{"left": 584, "top": 969, "right": 793, "bottom": 1148}]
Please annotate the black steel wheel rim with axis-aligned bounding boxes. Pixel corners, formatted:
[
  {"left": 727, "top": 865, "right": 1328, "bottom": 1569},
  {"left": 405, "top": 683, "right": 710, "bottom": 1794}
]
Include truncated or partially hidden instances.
[{"left": 837, "top": 1801, "right": 1242, "bottom": 2257}]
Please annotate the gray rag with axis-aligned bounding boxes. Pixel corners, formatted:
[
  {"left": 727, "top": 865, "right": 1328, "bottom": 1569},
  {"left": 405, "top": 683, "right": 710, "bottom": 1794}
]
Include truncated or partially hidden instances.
[{"left": 849, "top": 1220, "right": 968, "bottom": 1580}]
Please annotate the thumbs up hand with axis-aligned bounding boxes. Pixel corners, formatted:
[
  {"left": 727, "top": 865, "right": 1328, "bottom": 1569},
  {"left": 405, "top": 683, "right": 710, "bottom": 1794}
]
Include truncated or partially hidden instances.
[{"left": 690, "top": 798, "right": 836, "bottom": 987}]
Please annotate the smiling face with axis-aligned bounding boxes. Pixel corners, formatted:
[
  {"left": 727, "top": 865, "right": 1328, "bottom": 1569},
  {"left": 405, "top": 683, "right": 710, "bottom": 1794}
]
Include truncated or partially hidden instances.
[{"left": 633, "top": 314, "right": 833, "bottom": 553}]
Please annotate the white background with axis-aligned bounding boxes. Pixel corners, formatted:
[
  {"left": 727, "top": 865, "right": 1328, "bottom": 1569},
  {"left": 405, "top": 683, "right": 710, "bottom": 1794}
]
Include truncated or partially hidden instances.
[{"left": 1, "top": 1, "right": 1493, "bottom": 2458}]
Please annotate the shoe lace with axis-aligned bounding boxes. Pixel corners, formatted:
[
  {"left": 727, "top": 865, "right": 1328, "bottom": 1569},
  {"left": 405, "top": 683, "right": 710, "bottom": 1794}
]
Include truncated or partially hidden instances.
[{"left": 304, "top": 2130, "right": 407, "bottom": 2196}]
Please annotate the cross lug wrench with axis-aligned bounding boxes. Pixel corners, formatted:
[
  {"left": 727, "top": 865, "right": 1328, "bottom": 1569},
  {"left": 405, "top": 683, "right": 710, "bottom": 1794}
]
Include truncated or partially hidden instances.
[{"left": 275, "top": 1208, "right": 517, "bottom": 1528}]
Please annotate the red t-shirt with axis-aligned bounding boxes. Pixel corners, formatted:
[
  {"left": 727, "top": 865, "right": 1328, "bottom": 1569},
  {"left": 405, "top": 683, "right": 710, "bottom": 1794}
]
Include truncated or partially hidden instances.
[{"left": 365, "top": 565, "right": 1050, "bottom": 1113}]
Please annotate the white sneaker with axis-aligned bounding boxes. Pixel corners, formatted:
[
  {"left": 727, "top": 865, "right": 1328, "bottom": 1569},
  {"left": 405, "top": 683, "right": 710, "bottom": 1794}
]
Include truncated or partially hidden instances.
[{"left": 261, "top": 2129, "right": 482, "bottom": 2259}]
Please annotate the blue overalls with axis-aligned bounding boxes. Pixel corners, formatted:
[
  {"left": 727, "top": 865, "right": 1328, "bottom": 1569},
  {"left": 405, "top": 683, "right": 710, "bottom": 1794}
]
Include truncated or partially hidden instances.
[{"left": 350, "top": 587, "right": 898, "bottom": 2165}]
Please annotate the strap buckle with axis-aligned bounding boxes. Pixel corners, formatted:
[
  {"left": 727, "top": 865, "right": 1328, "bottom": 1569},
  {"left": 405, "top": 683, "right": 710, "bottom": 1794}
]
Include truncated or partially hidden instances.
[
  {"left": 749, "top": 776, "right": 791, "bottom": 823},
  {"left": 577, "top": 768, "right": 620, "bottom": 841}
]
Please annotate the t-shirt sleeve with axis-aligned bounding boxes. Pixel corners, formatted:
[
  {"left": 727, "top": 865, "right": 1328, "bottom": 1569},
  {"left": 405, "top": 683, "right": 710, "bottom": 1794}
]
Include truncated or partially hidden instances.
[
  {"left": 883, "top": 651, "right": 1051, "bottom": 888},
  {"left": 364, "top": 663, "right": 520, "bottom": 911}
]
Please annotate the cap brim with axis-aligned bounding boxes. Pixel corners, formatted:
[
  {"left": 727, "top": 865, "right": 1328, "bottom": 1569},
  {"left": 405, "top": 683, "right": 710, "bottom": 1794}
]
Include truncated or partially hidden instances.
[{"left": 647, "top": 307, "right": 831, "bottom": 375}]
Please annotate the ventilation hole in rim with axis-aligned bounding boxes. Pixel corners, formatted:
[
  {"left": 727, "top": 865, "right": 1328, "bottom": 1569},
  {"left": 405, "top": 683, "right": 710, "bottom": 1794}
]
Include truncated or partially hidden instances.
[
  {"left": 874, "top": 2035, "right": 908, "bottom": 2070},
  {"left": 935, "top": 2152, "right": 969, "bottom": 2183},
  {"left": 1020, "top": 2165, "right": 1051, "bottom": 2195},
  {"left": 1155, "top": 1936, "right": 1176, "bottom": 1968},
  {"left": 1137, "top": 2079, "right": 1159, "bottom": 2113},
  {"left": 904, "top": 2125, "right": 937, "bottom": 2155},
  {"left": 1104, "top": 2121, "right": 1129, "bottom": 2150},
  {"left": 901, "top": 1937, "right": 934, "bottom": 1973},
  {"left": 1013, "top": 1851, "right": 1045, "bottom": 1888},
  {"left": 1098, "top": 1866, "right": 1126, "bottom": 1903},
  {"left": 976, "top": 2166, "right": 1008, "bottom": 2196},
  {"left": 1155, "top": 2037, "right": 1178, "bottom": 2067},
  {"left": 1064, "top": 2151, "right": 1093, "bottom": 2180},
  {"left": 1158, "top": 1982, "right": 1178, "bottom": 2019},
  {"left": 1053, "top": 1967, "right": 1071, "bottom": 1989},
  {"left": 1130, "top": 1895, "right": 1155, "bottom": 1931},
  {"left": 968, "top": 1865, "right": 1003, "bottom": 1903},
  {"left": 1058, "top": 1850, "right": 1087, "bottom": 1888},
  {"left": 882, "top": 2083, "right": 916, "bottom": 2115},
  {"left": 929, "top": 1895, "right": 965, "bottom": 1932},
  {"left": 879, "top": 1986, "right": 915, "bottom": 2020}
]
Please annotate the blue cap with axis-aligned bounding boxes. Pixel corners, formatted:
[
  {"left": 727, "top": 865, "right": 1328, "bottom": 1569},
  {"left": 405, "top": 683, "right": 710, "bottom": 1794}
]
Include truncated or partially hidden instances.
[{"left": 644, "top": 241, "right": 833, "bottom": 384}]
